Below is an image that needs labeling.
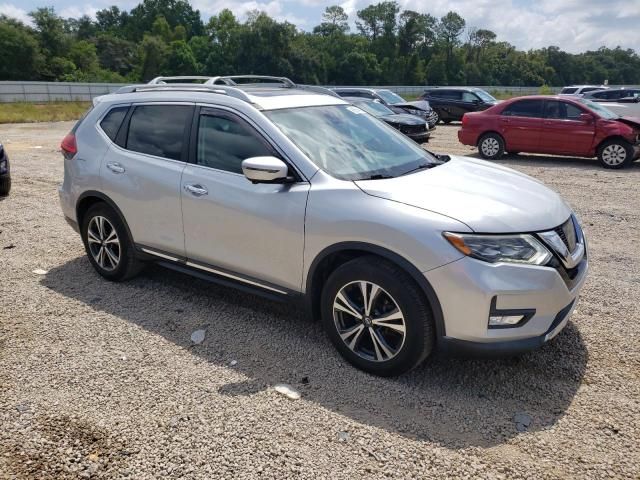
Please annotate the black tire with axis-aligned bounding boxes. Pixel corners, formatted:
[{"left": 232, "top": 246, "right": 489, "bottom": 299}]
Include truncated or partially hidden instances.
[
  {"left": 0, "top": 176, "right": 10, "bottom": 196},
  {"left": 597, "top": 139, "right": 633, "bottom": 169},
  {"left": 478, "top": 133, "right": 505, "bottom": 160},
  {"left": 442, "top": 119, "right": 452, "bottom": 125},
  {"left": 81, "top": 202, "right": 142, "bottom": 281},
  {"left": 321, "top": 256, "right": 435, "bottom": 376}
]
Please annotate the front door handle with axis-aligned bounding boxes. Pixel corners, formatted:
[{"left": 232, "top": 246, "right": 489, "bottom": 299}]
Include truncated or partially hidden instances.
[
  {"left": 106, "top": 162, "right": 125, "bottom": 174},
  {"left": 184, "top": 184, "right": 208, "bottom": 197}
]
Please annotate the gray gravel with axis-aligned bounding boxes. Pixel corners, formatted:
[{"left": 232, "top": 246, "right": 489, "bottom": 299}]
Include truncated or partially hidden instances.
[{"left": 1, "top": 121, "right": 639, "bottom": 479}]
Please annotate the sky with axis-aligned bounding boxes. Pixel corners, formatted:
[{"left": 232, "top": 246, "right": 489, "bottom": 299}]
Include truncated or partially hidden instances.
[{"left": 1, "top": 0, "right": 639, "bottom": 53}]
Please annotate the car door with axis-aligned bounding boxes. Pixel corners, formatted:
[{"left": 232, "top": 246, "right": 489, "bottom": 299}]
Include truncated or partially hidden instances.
[
  {"left": 100, "top": 103, "right": 193, "bottom": 256},
  {"left": 498, "top": 99, "right": 544, "bottom": 152},
  {"left": 180, "top": 106, "right": 310, "bottom": 292},
  {"left": 461, "top": 91, "right": 481, "bottom": 115},
  {"left": 540, "top": 100, "right": 595, "bottom": 156}
]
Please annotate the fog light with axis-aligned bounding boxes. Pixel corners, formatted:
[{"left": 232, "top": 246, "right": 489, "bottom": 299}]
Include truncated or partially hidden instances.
[
  {"left": 489, "top": 314, "right": 525, "bottom": 327},
  {"left": 488, "top": 296, "right": 535, "bottom": 329}
]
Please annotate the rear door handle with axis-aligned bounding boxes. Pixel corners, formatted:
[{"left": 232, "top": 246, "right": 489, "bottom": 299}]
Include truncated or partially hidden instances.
[
  {"left": 106, "top": 162, "right": 125, "bottom": 174},
  {"left": 184, "top": 184, "right": 208, "bottom": 197}
]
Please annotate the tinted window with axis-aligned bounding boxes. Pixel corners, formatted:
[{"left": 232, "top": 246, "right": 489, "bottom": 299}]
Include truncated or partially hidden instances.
[
  {"left": 561, "top": 87, "right": 578, "bottom": 94},
  {"left": 126, "top": 105, "right": 191, "bottom": 161},
  {"left": 462, "top": 92, "right": 479, "bottom": 102},
  {"left": 502, "top": 100, "right": 543, "bottom": 118},
  {"left": 197, "top": 113, "right": 273, "bottom": 174},
  {"left": 100, "top": 106, "right": 128, "bottom": 142},
  {"left": 545, "top": 101, "right": 584, "bottom": 120},
  {"left": 581, "top": 87, "right": 603, "bottom": 94}
]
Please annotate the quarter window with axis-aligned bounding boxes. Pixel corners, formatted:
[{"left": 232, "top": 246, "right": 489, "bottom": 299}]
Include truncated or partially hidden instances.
[
  {"left": 100, "top": 106, "right": 128, "bottom": 142},
  {"left": 502, "top": 100, "right": 543, "bottom": 118},
  {"left": 196, "top": 112, "right": 274, "bottom": 174},
  {"left": 126, "top": 105, "right": 192, "bottom": 161}
]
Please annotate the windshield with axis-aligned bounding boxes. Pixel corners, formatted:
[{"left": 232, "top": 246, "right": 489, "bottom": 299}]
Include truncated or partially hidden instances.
[
  {"left": 578, "top": 99, "right": 619, "bottom": 119},
  {"left": 376, "top": 90, "right": 406, "bottom": 105},
  {"left": 265, "top": 105, "right": 437, "bottom": 181},
  {"left": 474, "top": 89, "right": 497, "bottom": 103},
  {"left": 354, "top": 100, "right": 394, "bottom": 117}
]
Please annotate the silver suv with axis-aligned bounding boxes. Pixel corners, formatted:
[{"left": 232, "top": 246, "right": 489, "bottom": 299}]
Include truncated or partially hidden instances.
[{"left": 59, "top": 75, "right": 588, "bottom": 376}]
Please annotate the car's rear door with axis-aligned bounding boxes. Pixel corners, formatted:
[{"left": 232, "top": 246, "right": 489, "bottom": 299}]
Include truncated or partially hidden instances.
[
  {"left": 180, "top": 106, "right": 309, "bottom": 292},
  {"left": 540, "top": 100, "right": 595, "bottom": 156},
  {"left": 99, "top": 102, "right": 193, "bottom": 257},
  {"left": 498, "top": 99, "right": 544, "bottom": 152}
]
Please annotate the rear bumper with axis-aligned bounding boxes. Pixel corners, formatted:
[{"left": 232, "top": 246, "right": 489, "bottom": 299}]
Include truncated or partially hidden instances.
[{"left": 457, "top": 129, "right": 478, "bottom": 146}]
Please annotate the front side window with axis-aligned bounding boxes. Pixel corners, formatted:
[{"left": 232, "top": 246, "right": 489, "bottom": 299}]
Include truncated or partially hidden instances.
[
  {"left": 474, "top": 89, "right": 497, "bottom": 103},
  {"left": 375, "top": 90, "right": 406, "bottom": 105},
  {"left": 126, "top": 105, "right": 192, "bottom": 161},
  {"left": 265, "top": 105, "right": 437, "bottom": 181},
  {"left": 502, "top": 100, "right": 543, "bottom": 118},
  {"left": 545, "top": 101, "right": 584, "bottom": 120},
  {"left": 197, "top": 112, "right": 274, "bottom": 174},
  {"left": 462, "top": 92, "right": 479, "bottom": 102}
]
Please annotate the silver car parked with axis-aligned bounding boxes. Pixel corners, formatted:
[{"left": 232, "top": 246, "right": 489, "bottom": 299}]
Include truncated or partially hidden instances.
[{"left": 59, "top": 75, "right": 588, "bottom": 376}]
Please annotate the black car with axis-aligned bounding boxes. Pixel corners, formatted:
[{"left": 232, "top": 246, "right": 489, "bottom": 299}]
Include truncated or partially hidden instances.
[
  {"left": 583, "top": 88, "right": 640, "bottom": 103},
  {"left": 0, "top": 143, "right": 10, "bottom": 196},
  {"left": 418, "top": 87, "right": 498, "bottom": 123},
  {"left": 332, "top": 87, "right": 438, "bottom": 128},
  {"left": 345, "top": 97, "right": 430, "bottom": 143}
]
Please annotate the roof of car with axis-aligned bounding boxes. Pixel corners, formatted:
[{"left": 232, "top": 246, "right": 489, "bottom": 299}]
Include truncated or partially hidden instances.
[
  {"left": 106, "top": 76, "right": 347, "bottom": 111},
  {"left": 332, "top": 87, "right": 390, "bottom": 93}
]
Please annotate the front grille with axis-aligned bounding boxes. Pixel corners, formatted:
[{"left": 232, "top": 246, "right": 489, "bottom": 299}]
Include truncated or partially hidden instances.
[
  {"left": 401, "top": 124, "right": 426, "bottom": 135},
  {"left": 554, "top": 218, "right": 577, "bottom": 252}
]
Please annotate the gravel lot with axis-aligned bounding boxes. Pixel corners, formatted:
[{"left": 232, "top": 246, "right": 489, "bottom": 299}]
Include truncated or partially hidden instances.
[{"left": 1, "top": 121, "right": 639, "bottom": 479}]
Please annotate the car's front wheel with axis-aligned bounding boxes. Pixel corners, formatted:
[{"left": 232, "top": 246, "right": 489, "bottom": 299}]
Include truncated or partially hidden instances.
[
  {"left": 81, "top": 203, "right": 142, "bottom": 281},
  {"left": 478, "top": 133, "right": 505, "bottom": 160},
  {"left": 321, "top": 256, "right": 435, "bottom": 376},
  {"left": 0, "top": 176, "right": 10, "bottom": 196},
  {"left": 598, "top": 139, "right": 633, "bottom": 169}
]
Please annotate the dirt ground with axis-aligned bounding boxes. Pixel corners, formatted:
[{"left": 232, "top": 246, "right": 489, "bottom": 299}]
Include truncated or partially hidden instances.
[{"left": 0, "top": 121, "right": 639, "bottom": 479}]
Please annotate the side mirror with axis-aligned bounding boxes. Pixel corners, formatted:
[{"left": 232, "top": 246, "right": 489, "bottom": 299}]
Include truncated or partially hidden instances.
[
  {"left": 579, "top": 113, "right": 594, "bottom": 123},
  {"left": 242, "top": 156, "right": 290, "bottom": 184}
]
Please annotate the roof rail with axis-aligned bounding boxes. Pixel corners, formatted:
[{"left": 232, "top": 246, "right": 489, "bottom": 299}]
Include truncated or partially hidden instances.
[
  {"left": 206, "top": 75, "right": 296, "bottom": 88},
  {"left": 148, "top": 76, "right": 214, "bottom": 84},
  {"left": 115, "top": 83, "right": 254, "bottom": 103}
]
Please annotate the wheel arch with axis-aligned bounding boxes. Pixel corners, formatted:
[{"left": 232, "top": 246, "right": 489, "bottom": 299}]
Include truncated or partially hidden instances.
[
  {"left": 595, "top": 135, "right": 632, "bottom": 153},
  {"left": 305, "top": 242, "right": 446, "bottom": 339},
  {"left": 76, "top": 191, "right": 135, "bottom": 244}
]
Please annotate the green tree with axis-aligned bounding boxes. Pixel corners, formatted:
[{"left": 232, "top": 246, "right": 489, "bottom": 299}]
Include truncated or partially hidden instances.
[
  {"left": 69, "top": 40, "right": 99, "bottom": 72},
  {"left": 138, "top": 34, "right": 169, "bottom": 81},
  {"left": 0, "top": 19, "right": 42, "bottom": 79},
  {"left": 166, "top": 40, "right": 197, "bottom": 75}
]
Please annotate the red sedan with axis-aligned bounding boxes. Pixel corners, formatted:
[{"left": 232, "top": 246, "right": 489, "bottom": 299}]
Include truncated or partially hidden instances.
[{"left": 458, "top": 95, "right": 640, "bottom": 169}]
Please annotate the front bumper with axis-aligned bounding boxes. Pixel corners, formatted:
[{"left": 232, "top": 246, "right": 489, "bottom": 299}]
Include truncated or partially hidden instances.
[
  {"left": 407, "top": 131, "right": 431, "bottom": 143},
  {"left": 425, "top": 254, "right": 588, "bottom": 356}
]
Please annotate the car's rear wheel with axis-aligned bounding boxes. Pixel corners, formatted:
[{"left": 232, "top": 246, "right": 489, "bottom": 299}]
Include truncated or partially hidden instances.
[
  {"left": 321, "top": 256, "right": 435, "bottom": 376},
  {"left": 598, "top": 139, "right": 633, "bottom": 169},
  {"left": 81, "top": 203, "right": 142, "bottom": 281},
  {"left": 432, "top": 110, "right": 440, "bottom": 124},
  {"left": 478, "top": 133, "right": 505, "bottom": 160},
  {"left": 0, "top": 176, "right": 10, "bottom": 196},
  {"left": 442, "top": 119, "right": 452, "bottom": 125}
]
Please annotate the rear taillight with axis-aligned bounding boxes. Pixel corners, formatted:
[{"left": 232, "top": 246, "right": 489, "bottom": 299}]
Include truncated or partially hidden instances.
[{"left": 61, "top": 133, "right": 77, "bottom": 160}]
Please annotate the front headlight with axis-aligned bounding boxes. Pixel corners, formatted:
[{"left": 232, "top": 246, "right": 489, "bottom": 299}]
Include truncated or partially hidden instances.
[{"left": 443, "top": 232, "right": 552, "bottom": 265}]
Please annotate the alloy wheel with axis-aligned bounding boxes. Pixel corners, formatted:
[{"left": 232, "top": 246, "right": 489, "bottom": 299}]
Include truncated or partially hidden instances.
[
  {"left": 601, "top": 144, "right": 627, "bottom": 166},
  {"left": 333, "top": 281, "right": 406, "bottom": 362},
  {"left": 481, "top": 137, "right": 500, "bottom": 157},
  {"left": 87, "top": 216, "right": 121, "bottom": 271}
]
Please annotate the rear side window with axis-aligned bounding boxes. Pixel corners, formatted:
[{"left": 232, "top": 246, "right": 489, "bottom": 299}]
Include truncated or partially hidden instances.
[
  {"left": 126, "top": 105, "right": 192, "bottom": 161},
  {"left": 502, "top": 100, "right": 543, "bottom": 118},
  {"left": 561, "top": 87, "right": 578, "bottom": 94},
  {"left": 196, "top": 111, "right": 274, "bottom": 174},
  {"left": 100, "top": 106, "right": 128, "bottom": 142}
]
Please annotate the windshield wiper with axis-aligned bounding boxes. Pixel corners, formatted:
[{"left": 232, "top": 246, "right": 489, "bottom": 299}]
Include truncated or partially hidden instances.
[
  {"left": 400, "top": 163, "right": 439, "bottom": 176},
  {"left": 364, "top": 173, "right": 394, "bottom": 180}
]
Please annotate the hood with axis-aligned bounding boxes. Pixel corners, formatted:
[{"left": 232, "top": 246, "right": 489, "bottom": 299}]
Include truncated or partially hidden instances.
[
  {"left": 355, "top": 156, "right": 571, "bottom": 233},
  {"left": 379, "top": 113, "right": 425, "bottom": 125},
  {"left": 617, "top": 116, "right": 640, "bottom": 129},
  {"left": 392, "top": 100, "right": 432, "bottom": 112}
]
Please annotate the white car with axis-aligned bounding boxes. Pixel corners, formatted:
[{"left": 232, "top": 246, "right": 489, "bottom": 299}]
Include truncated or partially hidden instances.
[{"left": 559, "top": 85, "right": 608, "bottom": 96}]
